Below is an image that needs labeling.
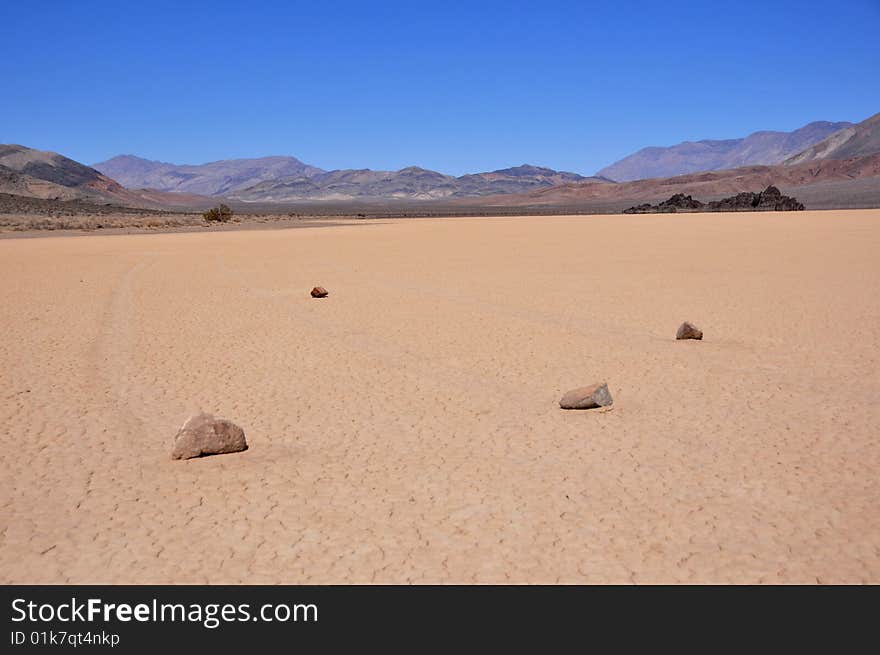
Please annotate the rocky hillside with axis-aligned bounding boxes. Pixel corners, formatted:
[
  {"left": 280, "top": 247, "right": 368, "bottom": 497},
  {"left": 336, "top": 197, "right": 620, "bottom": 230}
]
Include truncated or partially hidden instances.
[
  {"left": 230, "top": 164, "right": 603, "bottom": 202},
  {"left": 0, "top": 144, "right": 136, "bottom": 203},
  {"left": 0, "top": 145, "right": 219, "bottom": 210},
  {"left": 784, "top": 112, "right": 880, "bottom": 165},
  {"left": 597, "top": 120, "right": 852, "bottom": 182},
  {"left": 455, "top": 165, "right": 597, "bottom": 196},
  {"left": 474, "top": 153, "right": 880, "bottom": 207},
  {"left": 2, "top": 143, "right": 603, "bottom": 206},
  {"left": 93, "top": 154, "right": 325, "bottom": 196}
]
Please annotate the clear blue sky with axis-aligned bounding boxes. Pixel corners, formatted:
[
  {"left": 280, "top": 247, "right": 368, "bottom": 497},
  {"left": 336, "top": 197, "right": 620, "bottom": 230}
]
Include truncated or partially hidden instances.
[{"left": 1, "top": 0, "right": 878, "bottom": 175}]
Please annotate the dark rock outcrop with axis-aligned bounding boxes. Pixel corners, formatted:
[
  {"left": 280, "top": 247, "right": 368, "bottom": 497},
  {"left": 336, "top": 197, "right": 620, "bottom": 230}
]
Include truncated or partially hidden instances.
[
  {"left": 707, "top": 185, "right": 804, "bottom": 211},
  {"left": 310, "top": 286, "right": 329, "bottom": 298},
  {"left": 624, "top": 186, "right": 804, "bottom": 214},
  {"left": 624, "top": 193, "right": 704, "bottom": 213}
]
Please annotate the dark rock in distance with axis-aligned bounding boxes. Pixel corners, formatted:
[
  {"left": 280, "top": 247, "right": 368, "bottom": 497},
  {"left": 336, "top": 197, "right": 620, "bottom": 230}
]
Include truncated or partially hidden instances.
[
  {"left": 707, "top": 185, "right": 804, "bottom": 211},
  {"left": 310, "top": 286, "right": 329, "bottom": 298},
  {"left": 624, "top": 186, "right": 804, "bottom": 214},
  {"left": 624, "top": 193, "right": 704, "bottom": 214}
]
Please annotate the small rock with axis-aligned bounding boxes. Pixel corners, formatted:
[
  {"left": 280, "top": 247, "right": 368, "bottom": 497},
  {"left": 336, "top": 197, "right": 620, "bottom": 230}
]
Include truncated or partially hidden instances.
[
  {"left": 676, "top": 322, "right": 703, "bottom": 340},
  {"left": 311, "top": 286, "right": 329, "bottom": 298},
  {"left": 171, "top": 413, "right": 248, "bottom": 460},
  {"left": 559, "top": 383, "right": 613, "bottom": 410}
]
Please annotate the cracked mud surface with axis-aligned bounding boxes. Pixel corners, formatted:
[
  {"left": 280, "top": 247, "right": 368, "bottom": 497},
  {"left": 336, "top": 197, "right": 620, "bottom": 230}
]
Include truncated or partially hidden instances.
[{"left": 1, "top": 211, "right": 878, "bottom": 583}]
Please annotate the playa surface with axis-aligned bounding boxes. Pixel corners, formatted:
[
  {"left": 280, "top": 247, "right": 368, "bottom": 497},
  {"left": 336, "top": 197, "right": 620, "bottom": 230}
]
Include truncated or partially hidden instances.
[{"left": 1, "top": 211, "right": 878, "bottom": 583}]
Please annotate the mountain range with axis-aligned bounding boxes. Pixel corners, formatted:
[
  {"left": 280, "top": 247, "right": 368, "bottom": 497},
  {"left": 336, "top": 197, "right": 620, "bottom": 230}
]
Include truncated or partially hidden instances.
[
  {"left": 784, "top": 112, "right": 880, "bottom": 165},
  {"left": 3, "top": 111, "right": 879, "bottom": 211},
  {"left": 0, "top": 145, "right": 217, "bottom": 209},
  {"left": 93, "top": 155, "right": 602, "bottom": 201},
  {"left": 1, "top": 144, "right": 140, "bottom": 204},
  {"left": 229, "top": 165, "right": 603, "bottom": 201},
  {"left": 92, "top": 118, "right": 856, "bottom": 201},
  {"left": 485, "top": 152, "right": 880, "bottom": 208},
  {"left": 94, "top": 154, "right": 323, "bottom": 196},
  {"left": 597, "top": 121, "right": 853, "bottom": 182},
  {"left": 458, "top": 111, "right": 880, "bottom": 210}
]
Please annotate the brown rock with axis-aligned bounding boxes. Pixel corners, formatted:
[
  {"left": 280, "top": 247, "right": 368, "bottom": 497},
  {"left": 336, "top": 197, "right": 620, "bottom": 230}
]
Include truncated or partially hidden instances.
[
  {"left": 559, "top": 383, "right": 613, "bottom": 410},
  {"left": 171, "top": 412, "right": 248, "bottom": 460},
  {"left": 311, "top": 286, "right": 329, "bottom": 298},
  {"left": 676, "top": 321, "right": 703, "bottom": 340}
]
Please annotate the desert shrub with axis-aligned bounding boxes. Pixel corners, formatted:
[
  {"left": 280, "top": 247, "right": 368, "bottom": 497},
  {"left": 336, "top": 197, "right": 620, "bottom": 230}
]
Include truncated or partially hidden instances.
[{"left": 203, "top": 204, "right": 233, "bottom": 222}]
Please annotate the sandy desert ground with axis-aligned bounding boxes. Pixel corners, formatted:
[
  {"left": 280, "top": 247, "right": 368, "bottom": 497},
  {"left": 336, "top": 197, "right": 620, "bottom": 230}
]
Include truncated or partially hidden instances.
[{"left": 1, "top": 211, "right": 878, "bottom": 584}]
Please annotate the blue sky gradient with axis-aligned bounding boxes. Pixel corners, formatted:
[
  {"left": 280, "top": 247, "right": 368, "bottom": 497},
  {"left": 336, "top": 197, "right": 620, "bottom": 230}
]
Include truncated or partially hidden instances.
[{"left": 2, "top": 0, "right": 878, "bottom": 175}]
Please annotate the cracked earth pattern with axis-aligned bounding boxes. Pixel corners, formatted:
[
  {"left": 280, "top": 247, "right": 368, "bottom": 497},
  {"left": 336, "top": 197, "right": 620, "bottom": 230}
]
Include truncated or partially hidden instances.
[{"left": 1, "top": 212, "right": 878, "bottom": 583}]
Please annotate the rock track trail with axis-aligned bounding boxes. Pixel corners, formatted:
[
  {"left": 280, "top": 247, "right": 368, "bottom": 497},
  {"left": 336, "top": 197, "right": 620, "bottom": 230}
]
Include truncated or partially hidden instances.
[{"left": 1, "top": 212, "right": 878, "bottom": 583}]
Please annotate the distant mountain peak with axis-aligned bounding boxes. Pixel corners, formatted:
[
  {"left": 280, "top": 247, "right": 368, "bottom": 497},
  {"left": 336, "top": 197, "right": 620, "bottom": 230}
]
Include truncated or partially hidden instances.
[
  {"left": 396, "top": 165, "right": 445, "bottom": 174},
  {"left": 90, "top": 150, "right": 607, "bottom": 202},
  {"left": 492, "top": 164, "right": 555, "bottom": 176},
  {"left": 784, "top": 112, "right": 880, "bottom": 165},
  {"left": 597, "top": 120, "right": 854, "bottom": 182},
  {"left": 227, "top": 163, "right": 605, "bottom": 202},
  {"left": 93, "top": 154, "right": 325, "bottom": 195}
]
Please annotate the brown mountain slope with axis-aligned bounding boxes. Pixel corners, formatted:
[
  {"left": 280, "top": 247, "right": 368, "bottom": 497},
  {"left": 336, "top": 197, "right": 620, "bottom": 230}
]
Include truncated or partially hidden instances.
[
  {"left": 597, "top": 120, "right": 852, "bottom": 181},
  {"left": 470, "top": 154, "right": 880, "bottom": 207},
  {"left": 0, "top": 164, "right": 88, "bottom": 201},
  {"left": 0, "top": 145, "right": 217, "bottom": 210},
  {"left": 785, "top": 112, "right": 880, "bottom": 165},
  {"left": 0, "top": 144, "right": 132, "bottom": 201}
]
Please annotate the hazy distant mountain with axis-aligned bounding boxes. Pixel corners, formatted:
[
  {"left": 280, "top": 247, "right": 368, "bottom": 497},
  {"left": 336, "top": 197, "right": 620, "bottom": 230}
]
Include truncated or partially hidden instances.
[
  {"left": 455, "top": 165, "right": 598, "bottom": 196},
  {"left": 5, "top": 143, "right": 606, "bottom": 205},
  {"left": 784, "top": 112, "right": 880, "bottom": 165},
  {"left": 93, "top": 154, "right": 325, "bottom": 196},
  {"left": 597, "top": 121, "right": 853, "bottom": 182},
  {"left": 232, "top": 167, "right": 456, "bottom": 201},
  {"left": 231, "top": 164, "right": 604, "bottom": 201}
]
